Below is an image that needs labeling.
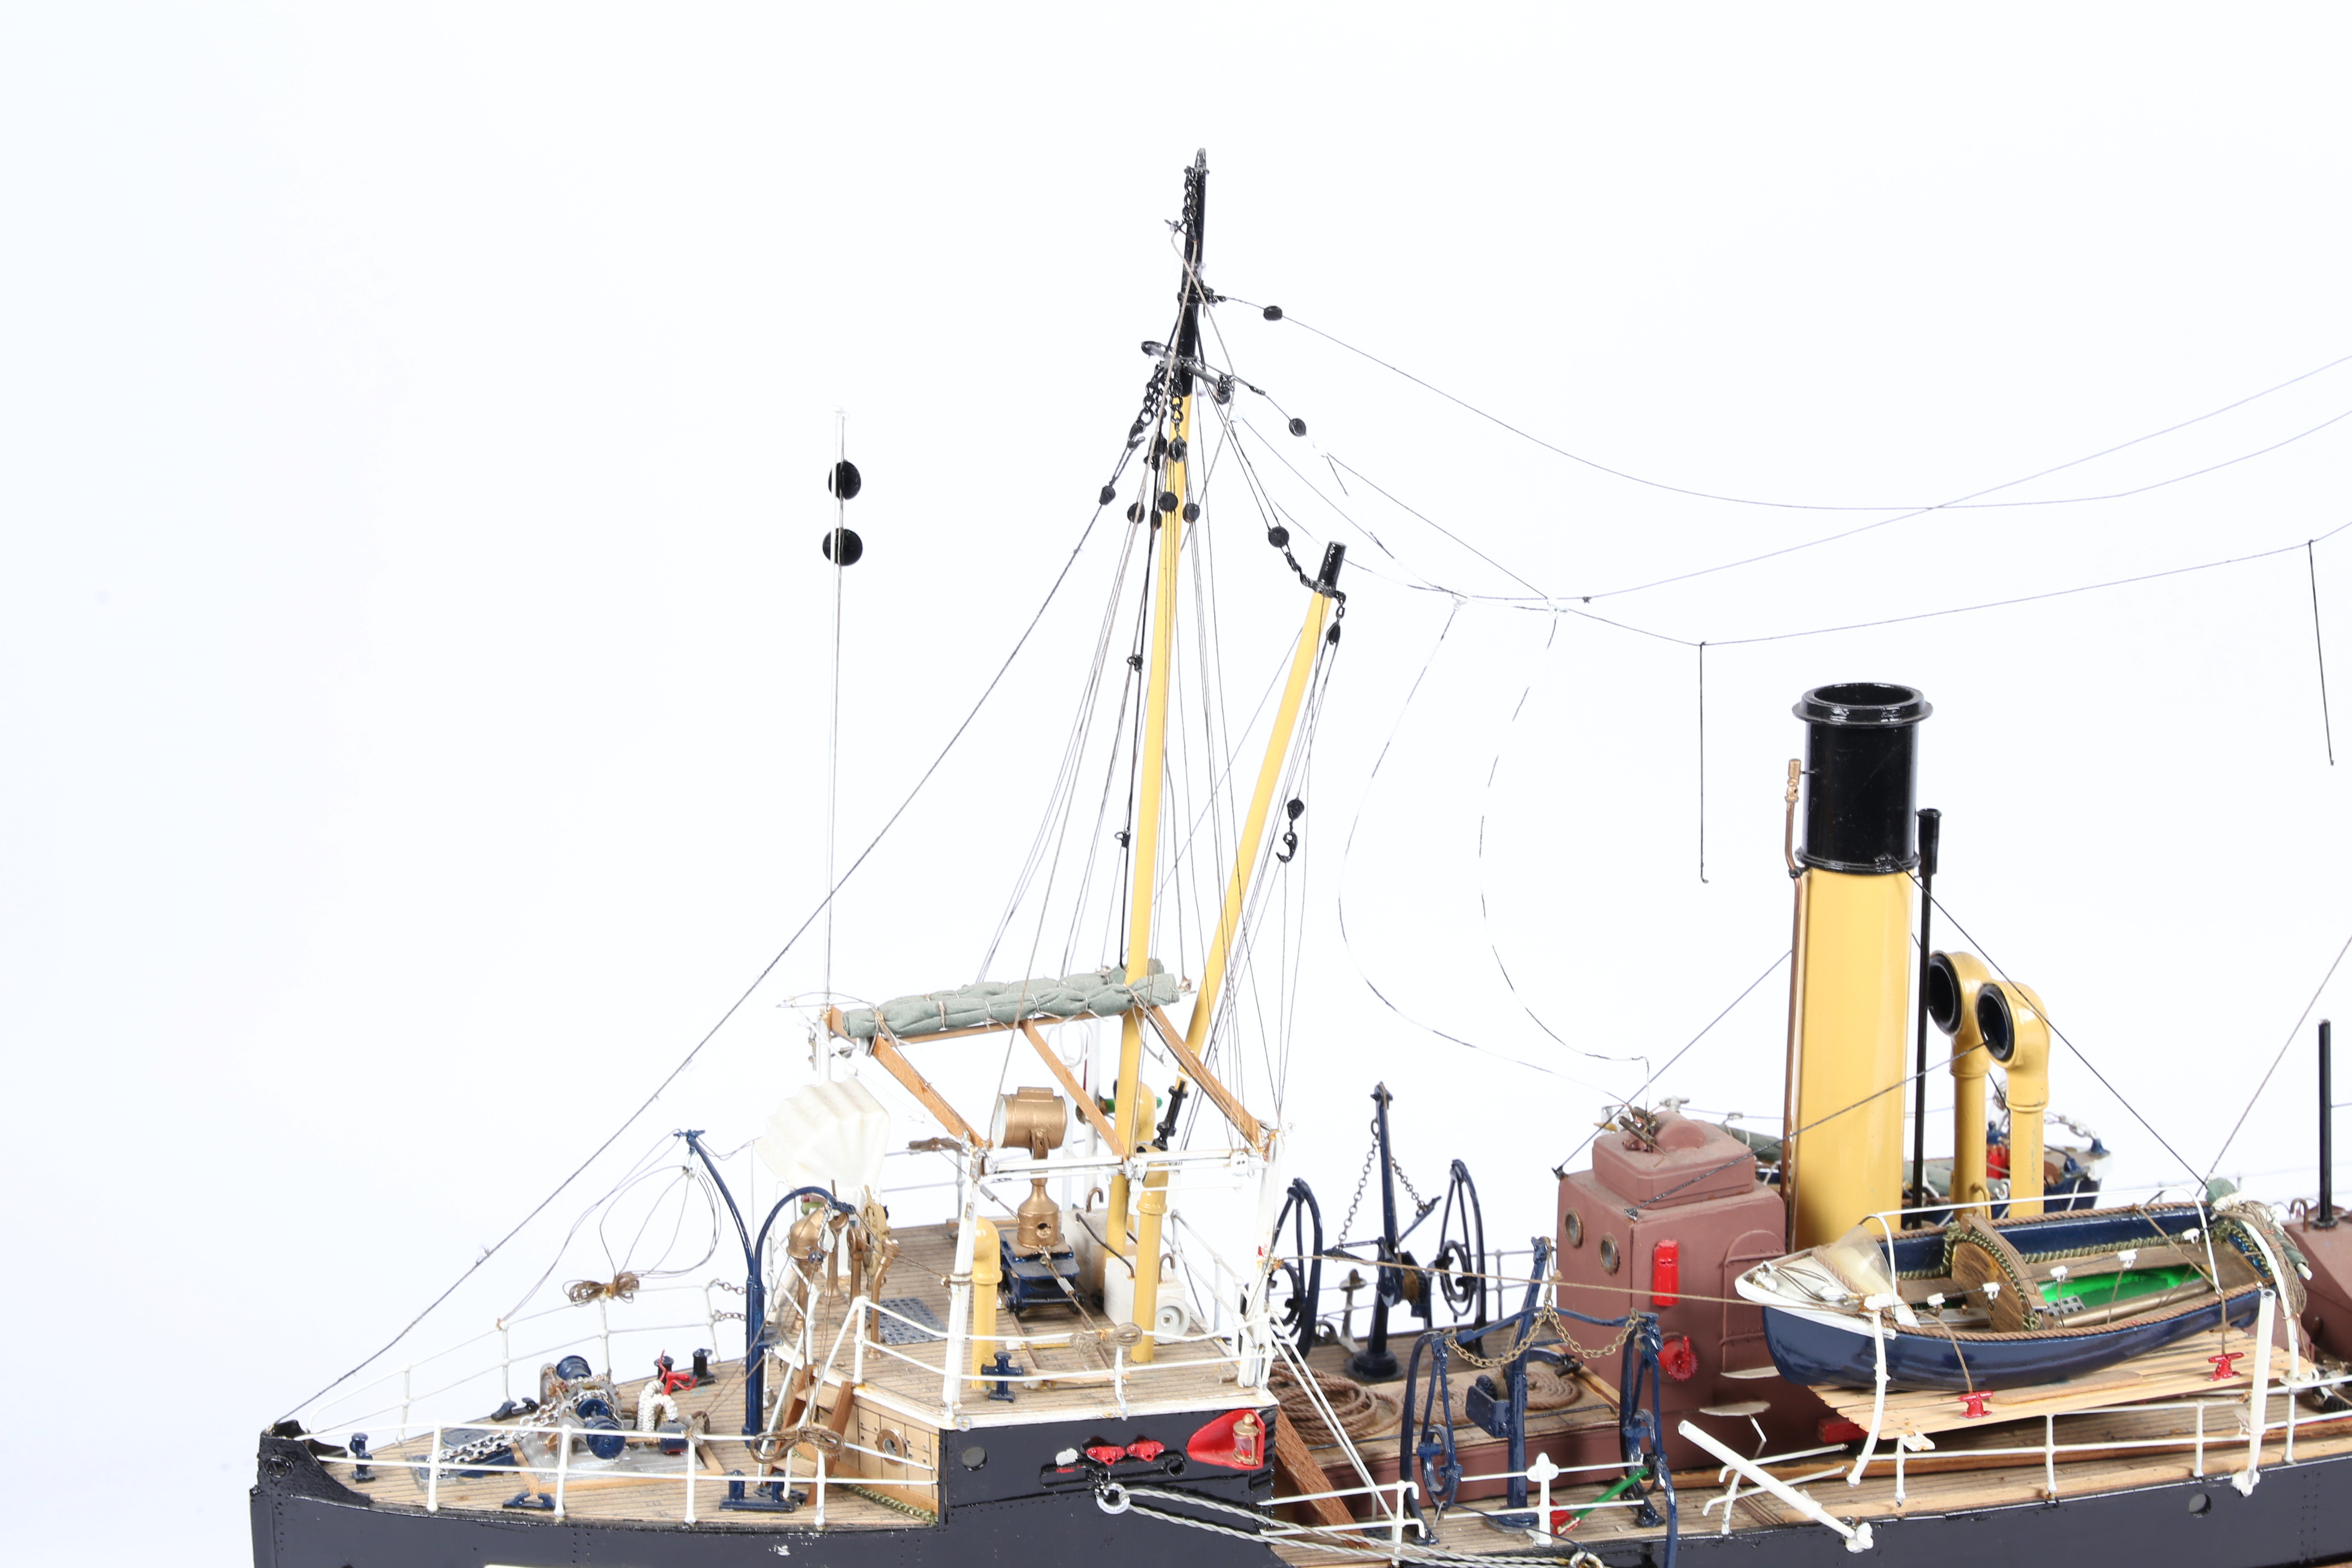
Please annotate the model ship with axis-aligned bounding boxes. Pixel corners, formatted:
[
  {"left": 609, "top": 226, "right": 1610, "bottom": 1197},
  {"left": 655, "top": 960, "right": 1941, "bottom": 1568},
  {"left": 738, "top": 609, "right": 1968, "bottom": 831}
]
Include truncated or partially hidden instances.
[{"left": 251, "top": 154, "right": 2352, "bottom": 1568}]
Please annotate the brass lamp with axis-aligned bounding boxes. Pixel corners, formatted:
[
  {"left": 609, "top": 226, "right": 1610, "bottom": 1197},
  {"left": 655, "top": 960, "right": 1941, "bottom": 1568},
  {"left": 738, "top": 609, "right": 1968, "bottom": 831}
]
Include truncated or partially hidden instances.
[{"left": 992, "top": 1087, "right": 1069, "bottom": 1253}]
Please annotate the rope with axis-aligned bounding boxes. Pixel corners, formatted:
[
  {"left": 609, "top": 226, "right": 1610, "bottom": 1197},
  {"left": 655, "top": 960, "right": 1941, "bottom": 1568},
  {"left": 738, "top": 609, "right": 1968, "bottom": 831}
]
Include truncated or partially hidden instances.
[
  {"left": 563, "top": 1272, "right": 641, "bottom": 1306},
  {"left": 1271, "top": 1361, "right": 1400, "bottom": 1446}
]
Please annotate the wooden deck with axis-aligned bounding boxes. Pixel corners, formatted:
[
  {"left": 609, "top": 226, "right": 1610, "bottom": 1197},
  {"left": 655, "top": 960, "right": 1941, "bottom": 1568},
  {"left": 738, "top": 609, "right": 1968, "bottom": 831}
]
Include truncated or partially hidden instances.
[
  {"left": 814, "top": 1219, "right": 1256, "bottom": 1424},
  {"left": 341, "top": 1216, "right": 1261, "bottom": 1528},
  {"left": 1259, "top": 1314, "right": 2352, "bottom": 1563}
]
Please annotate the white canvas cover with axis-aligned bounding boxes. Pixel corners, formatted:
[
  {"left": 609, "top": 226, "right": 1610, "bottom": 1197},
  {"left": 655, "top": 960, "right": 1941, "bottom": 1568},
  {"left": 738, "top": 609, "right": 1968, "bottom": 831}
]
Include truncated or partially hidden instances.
[{"left": 757, "top": 1076, "right": 891, "bottom": 1196}]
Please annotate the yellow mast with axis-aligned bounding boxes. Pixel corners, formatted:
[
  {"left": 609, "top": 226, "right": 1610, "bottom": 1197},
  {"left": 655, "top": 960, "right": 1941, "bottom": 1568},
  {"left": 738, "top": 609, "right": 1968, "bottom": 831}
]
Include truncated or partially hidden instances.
[
  {"left": 1104, "top": 392, "right": 1191, "bottom": 1259},
  {"left": 1105, "top": 152, "right": 1212, "bottom": 1280}
]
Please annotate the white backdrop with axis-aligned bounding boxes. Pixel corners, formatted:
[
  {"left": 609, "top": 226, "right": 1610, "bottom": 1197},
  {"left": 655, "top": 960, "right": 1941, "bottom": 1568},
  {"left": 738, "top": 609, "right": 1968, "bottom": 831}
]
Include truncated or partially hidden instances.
[{"left": 8, "top": 7, "right": 2352, "bottom": 1561}]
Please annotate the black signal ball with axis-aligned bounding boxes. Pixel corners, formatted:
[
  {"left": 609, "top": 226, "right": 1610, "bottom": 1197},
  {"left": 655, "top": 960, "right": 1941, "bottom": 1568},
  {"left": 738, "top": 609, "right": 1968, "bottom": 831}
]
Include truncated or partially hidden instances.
[
  {"left": 1287, "top": 417, "right": 1308, "bottom": 438},
  {"left": 828, "top": 460, "right": 863, "bottom": 500},
  {"left": 821, "top": 527, "right": 864, "bottom": 566},
  {"left": 1262, "top": 305, "right": 1283, "bottom": 322}
]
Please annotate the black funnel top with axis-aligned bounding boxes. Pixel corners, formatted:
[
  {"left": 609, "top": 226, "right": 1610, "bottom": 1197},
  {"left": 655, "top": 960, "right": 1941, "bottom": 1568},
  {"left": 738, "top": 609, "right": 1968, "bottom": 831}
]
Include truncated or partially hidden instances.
[{"left": 1794, "top": 683, "right": 1931, "bottom": 874}]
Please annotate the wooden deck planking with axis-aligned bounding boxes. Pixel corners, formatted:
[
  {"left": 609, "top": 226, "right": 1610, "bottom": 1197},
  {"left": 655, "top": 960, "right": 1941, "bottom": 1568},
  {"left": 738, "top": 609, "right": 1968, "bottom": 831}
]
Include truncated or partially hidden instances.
[
  {"left": 1813, "top": 1318, "right": 2315, "bottom": 1440},
  {"left": 811, "top": 1219, "right": 1253, "bottom": 1422}
]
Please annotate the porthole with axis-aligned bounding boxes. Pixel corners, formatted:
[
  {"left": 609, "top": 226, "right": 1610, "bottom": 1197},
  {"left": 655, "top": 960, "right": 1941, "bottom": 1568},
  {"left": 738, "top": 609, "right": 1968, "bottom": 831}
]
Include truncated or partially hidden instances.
[
  {"left": 1599, "top": 1235, "right": 1620, "bottom": 1275},
  {"left": 1565, "top": 1212, "right": 1584, "bottom": 1249},
  {"left": 878, "top": 1429, "right": 903, "bottom": 1461},
  {"left": 2187, "top": 1491, "right": 2211, "bottom": 1516},
  {"left": 961, "top": 1444, "right": 988, "bottom": 1470}
]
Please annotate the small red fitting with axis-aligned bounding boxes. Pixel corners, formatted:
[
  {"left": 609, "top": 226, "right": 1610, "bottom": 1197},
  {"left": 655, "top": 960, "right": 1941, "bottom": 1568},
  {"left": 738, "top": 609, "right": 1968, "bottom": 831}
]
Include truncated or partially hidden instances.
[
  {"left": 1960, "top": 1391, "right": 1991, "bottom": 1419},
  {"left": 1085, "top": 1443, "right": 1126, "bottom": 1465},
  {"left": 1659, "top": 1334, "right": 1698, "bottom": 1382},
  {"left": 1651, "top": 1239, "right": 1681, "bottom": 1308},
  {"left": 1124, "top": 1438, "right": 1166, "bottom": 1461},
  {"left": 2210, "top": 1351, "right": 2248, "bottom": 1381}
]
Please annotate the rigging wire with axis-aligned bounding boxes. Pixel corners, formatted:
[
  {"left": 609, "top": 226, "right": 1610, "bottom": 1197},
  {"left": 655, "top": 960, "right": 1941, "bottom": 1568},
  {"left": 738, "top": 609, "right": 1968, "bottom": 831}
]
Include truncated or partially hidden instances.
[
  {"left": 1469, "top": 612, "right": 1648, "bottom": 1064},
  {"left": 2202, "top": 927, "right": 2352, "bottom": 1184},
  {"left": 1250, "top": 304, "right": 2352, "bottom": 525},
  {"left": 282, "top": 465, "right": 1121, "bottom": 1424},
  {"left": 824, "top": 413, "right": 847, "bottom": 1016},
  {"left": 1332, "top": 600, "right": 1626, "bottom": 1095},
  {"left": 1237, "top": 409, "right": 2352, "bottom": 652},
  {"left": 2312, "top": 539, "right": 2337, "bottom": 766},
  {"left": 1545, "top": 950, "right": 1792, "bottom": 1177},
  {"left": 1919, "top": 885, "right": 2206, "bottom": 1185}
]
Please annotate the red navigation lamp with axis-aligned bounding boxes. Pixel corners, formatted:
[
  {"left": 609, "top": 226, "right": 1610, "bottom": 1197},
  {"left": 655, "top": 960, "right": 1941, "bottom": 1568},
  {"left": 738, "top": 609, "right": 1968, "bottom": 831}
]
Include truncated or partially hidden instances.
[{"left": 1186, "top": 1408, "right": 1274, "bottom": 1470}]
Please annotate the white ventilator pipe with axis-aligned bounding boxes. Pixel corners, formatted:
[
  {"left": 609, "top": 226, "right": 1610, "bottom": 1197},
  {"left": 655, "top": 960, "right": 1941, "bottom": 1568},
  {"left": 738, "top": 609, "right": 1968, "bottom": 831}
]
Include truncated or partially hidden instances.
[{"left": 1679, "top": 1421, "right": 1876, "bottom": 1553}]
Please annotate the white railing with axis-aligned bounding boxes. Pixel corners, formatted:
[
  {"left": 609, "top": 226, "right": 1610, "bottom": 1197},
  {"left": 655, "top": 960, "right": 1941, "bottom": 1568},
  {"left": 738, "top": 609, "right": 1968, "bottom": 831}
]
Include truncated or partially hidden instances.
[
  {"left": 305, "top": 1417, "right": 933, "bottom": 1526},
  {"left": 306, "top": 1280, "right": 736, "bottom": 1437},
  {"left": 1678, "top": 1347, "right": 2352, "bottom": 1546},
  {"left": 813, "top": 1293, "right": 1261, "bottom": 1418}
]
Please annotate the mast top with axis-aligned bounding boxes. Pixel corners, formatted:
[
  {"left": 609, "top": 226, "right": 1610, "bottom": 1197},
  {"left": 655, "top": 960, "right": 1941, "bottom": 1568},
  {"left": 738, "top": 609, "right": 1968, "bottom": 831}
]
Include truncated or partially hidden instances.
[{"left": 1176, "top": 151, "right": 1209, "bottom": 394}]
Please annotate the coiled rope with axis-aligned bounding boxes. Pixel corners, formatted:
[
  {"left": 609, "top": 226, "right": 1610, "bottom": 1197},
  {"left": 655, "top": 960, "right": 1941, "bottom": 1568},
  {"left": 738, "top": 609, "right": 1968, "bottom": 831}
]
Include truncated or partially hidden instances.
[{"left": 564, "top": 1271, "right": 641, "bottom": 1305}]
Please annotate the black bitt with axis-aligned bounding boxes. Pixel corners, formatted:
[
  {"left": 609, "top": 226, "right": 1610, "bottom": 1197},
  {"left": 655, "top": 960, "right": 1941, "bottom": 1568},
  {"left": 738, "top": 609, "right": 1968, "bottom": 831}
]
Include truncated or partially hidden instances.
[
  {"left": 1794, "top": 682, "right": 1932, "bottom": 873},
  {"left": 1911, "top": 806, "right": 1941, "bottom": 1221}
]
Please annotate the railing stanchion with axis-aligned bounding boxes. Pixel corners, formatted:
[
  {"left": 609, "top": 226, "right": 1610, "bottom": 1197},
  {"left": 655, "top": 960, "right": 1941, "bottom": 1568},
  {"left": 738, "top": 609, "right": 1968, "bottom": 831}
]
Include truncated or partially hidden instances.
[
  {"left": 2043, "top": 1413, "right": 2056, "bottom": 1498},
  {"left": 555, "top": 1425, "right": 571, "bottom": 1519},
  {"left": 684, "top": 1430, "right": 698, "bottom": 1524},
  {"left": 815, "top": 1449, "right": 827, "bottom": 1528},
  {"left": 2236, "top": 1290, "right": 2277, "bottom": 1496},
  {"left": 498, "top": 1320, "right": 511, "bottom": 1405},
  {"left": 400, "top": 1364, "right": 413, "bottom": 1434},
  {"left": 2195, "top": 1401, "right": 2206, "bottom": 1477},
  {"left": 426, "top": 1424, "right": 442, "bottom": 1513}
]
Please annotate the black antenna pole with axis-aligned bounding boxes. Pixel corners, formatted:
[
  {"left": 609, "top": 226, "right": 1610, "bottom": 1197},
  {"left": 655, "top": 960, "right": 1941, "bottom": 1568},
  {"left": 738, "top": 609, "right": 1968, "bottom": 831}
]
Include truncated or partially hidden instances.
[
  {"left": 2321, "top": 1019, "right": 2338, "bottom": 1228},
  {"left": 1910, "top": 808, "right": 1941, "bottom": 1223}
]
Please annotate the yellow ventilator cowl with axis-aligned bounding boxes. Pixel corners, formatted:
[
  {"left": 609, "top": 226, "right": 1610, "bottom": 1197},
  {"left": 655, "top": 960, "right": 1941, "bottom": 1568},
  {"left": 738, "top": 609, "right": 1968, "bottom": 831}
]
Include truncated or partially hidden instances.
[
  {"left": 1978, "top": 981, "right": 2053, "bottom": 1219},
  {"left": 1928, "top": 950, "right": 1995, "bottom": 1211}
]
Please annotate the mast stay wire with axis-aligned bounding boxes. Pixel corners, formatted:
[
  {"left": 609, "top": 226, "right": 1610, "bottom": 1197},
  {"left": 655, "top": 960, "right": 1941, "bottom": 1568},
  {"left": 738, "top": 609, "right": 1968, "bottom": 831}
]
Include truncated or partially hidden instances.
[
  {"left": 282, "top": 443, "right": 1128, "bottom": 1424},
  {"left": 975, "top": 508, "right": 1145, "bottom": 978},
  {"left": 1231, "top": 412, "right": 2352, "bottom": 652},
  {"left": 2200, "top": 925, "right": 2352, "bottom": 1185},
  {"left": 1544, "top": 950, "right": 1793, "bottom": 1177},
  {"left": 1917, "top": 884, "right": 2206, "bottom": 1186},
  {"left": 1246, "top": 303, "right": 2352, "bottom": 524}
]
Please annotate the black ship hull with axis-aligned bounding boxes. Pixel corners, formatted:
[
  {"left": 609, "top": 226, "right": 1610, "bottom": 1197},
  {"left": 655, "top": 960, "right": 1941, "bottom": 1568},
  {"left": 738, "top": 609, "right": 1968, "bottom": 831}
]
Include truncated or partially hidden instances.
[{"left": 253, "top": 1429, "right": 2352, "bottom": 1568}]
